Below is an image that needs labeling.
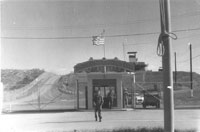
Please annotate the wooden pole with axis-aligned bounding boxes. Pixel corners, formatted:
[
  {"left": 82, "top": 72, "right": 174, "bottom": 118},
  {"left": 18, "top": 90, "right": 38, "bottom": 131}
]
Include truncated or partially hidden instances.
[
  {"left": 174, "top": 52, "right": 177, "bottom": 84},
  {"left": 189, "top": 43, "right": 193, "bottom": 97},
  {"left": 161, "top": 0, "right": 174, "bottom": 131}
]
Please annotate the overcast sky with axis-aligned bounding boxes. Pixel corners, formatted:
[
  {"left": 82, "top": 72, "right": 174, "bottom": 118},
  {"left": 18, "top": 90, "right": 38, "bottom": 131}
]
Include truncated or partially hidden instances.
[{"left": 1, "top": 0, "right": 200, "bottom": 74}]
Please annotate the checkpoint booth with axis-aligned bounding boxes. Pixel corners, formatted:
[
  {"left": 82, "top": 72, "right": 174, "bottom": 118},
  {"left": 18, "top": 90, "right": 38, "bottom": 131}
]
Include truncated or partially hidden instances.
[
  {"left": 74, "top": 57, "right": 147, "bottom": 110},
  {"left": 76, "top": 72, "right": 127, "bottom": 109}
]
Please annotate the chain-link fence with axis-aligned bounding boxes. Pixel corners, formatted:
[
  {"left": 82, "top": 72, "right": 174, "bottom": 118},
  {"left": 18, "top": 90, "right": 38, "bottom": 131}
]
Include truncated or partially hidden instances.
[
  {"left": 2, "top": 71, "right": 199, "bottom": 112},
  {"left": 2, "top": 83, "right": 78, "bottom": 112},
  {"left": 122, "top": 72, "right": 200, "bottom": 109}
]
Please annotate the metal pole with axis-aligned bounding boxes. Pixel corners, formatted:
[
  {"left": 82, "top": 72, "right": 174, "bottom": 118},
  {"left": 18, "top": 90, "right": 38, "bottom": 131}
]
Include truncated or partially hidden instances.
[
  {"left": 123, "top": 42, "right": 125, "bottom": 61},
  {"left": 103, "top": 44, "right": 106, "bottom": 58},
  {"left": 121, "top": 81, "right": 124, "bottom": 108},
  {"left": 130, "top": 74, "right": 133, "bottom": 108},
  {"left": 174, "top": 52, "right": 177, "bottom": 84},
  {"left": 162, "top": 0, "right": 174, "bottom": 132},
  {"left": 101, "top": 29, "right": 106, "bottom": 58},
  {"left": 76, "top": 80, "right": 79, "bottom": 110},
  {"left": 38, "top": 86, "right": 40, "bottom": 111},
  {"left": 131, "top": 72, "right": 135, "bottom": 109},
  {"left": 36, "top": 79, "right": 40, "bottom": 111},
  {"left": 85, "top": 86, "right": 88, "bottom": 109},
  {"left": 133, "top": 73, "right": 135, "bottom": 109},
  {"left": 0, "top": 82, "right": 3, "bottom": 113},
  {"left": 189, "top": 43, "right": 193, "bottom": 97}
]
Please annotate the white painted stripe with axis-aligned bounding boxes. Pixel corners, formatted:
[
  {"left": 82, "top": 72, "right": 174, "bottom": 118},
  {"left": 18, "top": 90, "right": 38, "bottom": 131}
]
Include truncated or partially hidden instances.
[{"left": 167, "top": 86, "right": 172, "bottom": 89}]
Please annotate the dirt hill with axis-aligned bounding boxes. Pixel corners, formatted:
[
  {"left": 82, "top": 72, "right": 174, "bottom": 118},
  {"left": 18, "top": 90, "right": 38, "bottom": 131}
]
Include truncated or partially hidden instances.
[
  {"left": 2, "top": 70, "right": 76, "bottom": 111},
  {"left": 1, "top": 69, "right": 44, "bottom": 91}
]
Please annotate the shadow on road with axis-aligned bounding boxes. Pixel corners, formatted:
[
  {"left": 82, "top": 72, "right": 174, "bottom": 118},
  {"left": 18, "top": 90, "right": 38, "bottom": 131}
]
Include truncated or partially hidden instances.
[{"left": 2, "top": 109, "right": 77, "bottom": 114}]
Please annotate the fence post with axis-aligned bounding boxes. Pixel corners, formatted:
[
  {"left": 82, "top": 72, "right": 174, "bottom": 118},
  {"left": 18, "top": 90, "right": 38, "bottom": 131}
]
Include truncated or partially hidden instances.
[
  {"left": 0, "top": 82, "right": 3, "bottom": 113},
  {"left": 76, "top": 80, "right": 79, "bottom": 110},
  {"left": 36, "top": 79, "right": 40, "bottom": 111},
  {"left": 85, "top": 86, "right": 88, "bottom": 109},
  {"left": 131, "top": 72, "right": 135, "bottom": 109}
]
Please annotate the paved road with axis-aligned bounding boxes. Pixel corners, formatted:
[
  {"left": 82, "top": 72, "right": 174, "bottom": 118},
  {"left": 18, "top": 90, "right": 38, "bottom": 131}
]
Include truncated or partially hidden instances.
[{"left": 0, "top": 109, "right": 200, "bottom": 132}]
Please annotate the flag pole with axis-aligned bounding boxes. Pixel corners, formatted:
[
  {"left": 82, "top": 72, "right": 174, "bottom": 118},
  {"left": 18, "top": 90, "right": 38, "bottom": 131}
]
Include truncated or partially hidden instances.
[
  {"left": 92, "top": 30, "right": 106, "bottom": 58},
  {"left": 102, "top": 29, "right": 106, "bottom": 58},
  {"left": 103, "top": 44, "right": 106, "bottom": 58},
  {"left": 102, "top": 30, "right": 106, "bottom": 74}
]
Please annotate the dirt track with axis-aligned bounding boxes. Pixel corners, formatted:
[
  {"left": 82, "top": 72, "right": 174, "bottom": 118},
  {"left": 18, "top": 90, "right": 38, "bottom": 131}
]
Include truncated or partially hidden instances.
[{"left": 0, "top": 109, "right": 200, "bottom": 132}]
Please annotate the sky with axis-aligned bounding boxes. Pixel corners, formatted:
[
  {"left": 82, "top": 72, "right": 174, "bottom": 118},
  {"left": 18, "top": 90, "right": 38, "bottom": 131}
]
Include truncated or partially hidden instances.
[{"left": 1, "top": 0, "right": 200, "bottom": 75}]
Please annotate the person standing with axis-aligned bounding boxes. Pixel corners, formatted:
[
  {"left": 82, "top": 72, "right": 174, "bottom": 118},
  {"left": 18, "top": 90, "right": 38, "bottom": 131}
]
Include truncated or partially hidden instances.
[
  {"left": 93, "top": 90, "right": 104, "bottom": 122},
  {"left": 107, "top": 89, "right": 114, "bottom": 109},
  {"left": 123, "top": 88, "right": 129, "bottom": 108}
]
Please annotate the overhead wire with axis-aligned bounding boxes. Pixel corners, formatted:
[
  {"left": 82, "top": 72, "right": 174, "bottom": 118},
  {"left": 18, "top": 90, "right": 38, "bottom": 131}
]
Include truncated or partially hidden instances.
[
  {"left": 173, "top": 27, "right": 200, "bottom": 32},
  {"left": 1, "top": 27, "right": 200, "bottom": 40},
  {"left": 178, "top": 54, "right": 200, "bottom": 63},
  {"left": 124, "top": 42, "right": 155, "bottom": 46},
  {"left": 124, "top": 32, "right": 200, "bottom": 47},
  {"left": 0, "top": 32, "right": 159, "bottom": 40}
]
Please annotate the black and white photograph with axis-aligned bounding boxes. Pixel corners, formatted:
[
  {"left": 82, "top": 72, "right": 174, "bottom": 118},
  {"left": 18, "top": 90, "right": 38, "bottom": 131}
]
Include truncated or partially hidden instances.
[{"left": 0, "top": 0, "right": 200, "bottom": 132}]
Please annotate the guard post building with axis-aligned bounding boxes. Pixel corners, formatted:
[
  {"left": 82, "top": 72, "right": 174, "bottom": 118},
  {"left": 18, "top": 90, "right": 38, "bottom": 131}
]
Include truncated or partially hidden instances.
[{"left": 74, "top": 53, "right": 147, "bottom": 110}]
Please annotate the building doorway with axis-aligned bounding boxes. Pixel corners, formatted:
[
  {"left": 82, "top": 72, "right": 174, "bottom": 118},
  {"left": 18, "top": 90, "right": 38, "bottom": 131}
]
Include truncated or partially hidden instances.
[{"left": 92, "top": 79, "right": 117, "bottom": 108}]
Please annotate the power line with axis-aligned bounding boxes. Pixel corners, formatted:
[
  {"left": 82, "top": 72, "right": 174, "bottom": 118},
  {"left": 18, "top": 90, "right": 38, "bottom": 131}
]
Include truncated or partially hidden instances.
[
  {"left": 191, "top": 54, "right": 200, "bottom": 60},
  {"left": 125, "top": 33, "right": 200, "bottom": 46},
  {"left": 178, "top": 54, "right": 200, "bottom": 63},
  {"left": 173, "top": 27, "right": 200, "bottom": 32},
  {"left": 1, "top": 27, "right": 200, "bottom": 40},
  {"left": 176, "top": 33, "right": 200, "bottom": 40},
  {"left": 124, "top": 42, "right": 155, "bottom": 46},
  {"left": 106, "top": 32, "right": 159, "bottom": 38},
  {"left": 0, "top": 32, "right": 159, "bottom": 40},
  {"left": 1, "top": 36, "right": 91, "bottom": 40}
]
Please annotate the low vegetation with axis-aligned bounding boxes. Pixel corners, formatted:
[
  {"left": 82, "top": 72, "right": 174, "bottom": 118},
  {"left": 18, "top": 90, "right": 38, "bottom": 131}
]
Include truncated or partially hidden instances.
[
  {"left": 53, "top": 127, "right": 197, "bottom": 132},
  {"left": 1, "top": 69, "right": 44, "bottom": 90},
  {"left": 57, "top": 73, "right": 76, "bottom": 94}
]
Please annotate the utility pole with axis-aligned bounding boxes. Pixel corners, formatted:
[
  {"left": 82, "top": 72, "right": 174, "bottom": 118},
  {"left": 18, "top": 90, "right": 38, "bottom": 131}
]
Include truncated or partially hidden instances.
[
  {"left": 159, "top": 0, "right": 174, "bottom": 132},
  {"left": 189, "top": 43, "right": 193, "bottom": 97},
  {"left": 174, "top": 52, "right": 177, "bottom": 84}
]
